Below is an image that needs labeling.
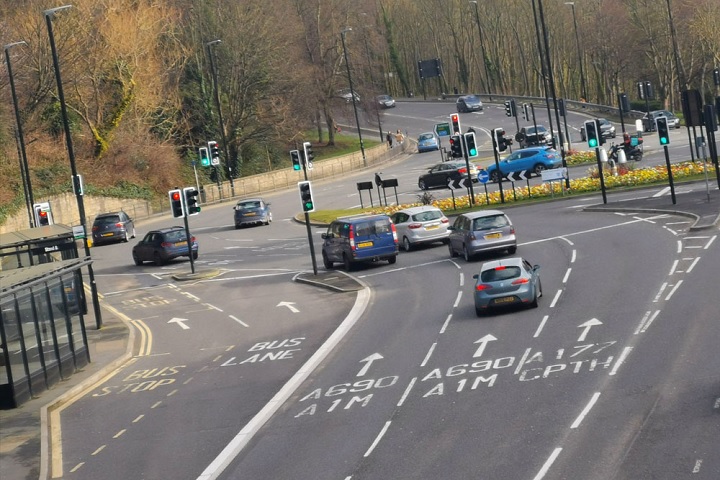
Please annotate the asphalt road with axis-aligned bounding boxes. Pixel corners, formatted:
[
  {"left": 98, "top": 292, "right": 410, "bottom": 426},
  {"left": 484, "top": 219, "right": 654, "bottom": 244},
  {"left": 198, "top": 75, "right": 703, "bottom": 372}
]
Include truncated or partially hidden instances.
[{"left": 43, "top": 100, "right": 719, "bottom": 480}]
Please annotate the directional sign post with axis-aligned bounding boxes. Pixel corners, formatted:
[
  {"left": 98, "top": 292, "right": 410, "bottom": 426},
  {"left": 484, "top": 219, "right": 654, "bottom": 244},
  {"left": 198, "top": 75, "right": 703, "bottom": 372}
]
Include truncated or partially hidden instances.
[
  {"left": 477, "top": 170, "right": 490, "bottom": 205},
  {"left": 508, "top": 170, "right": 532, "bottom": 199}
]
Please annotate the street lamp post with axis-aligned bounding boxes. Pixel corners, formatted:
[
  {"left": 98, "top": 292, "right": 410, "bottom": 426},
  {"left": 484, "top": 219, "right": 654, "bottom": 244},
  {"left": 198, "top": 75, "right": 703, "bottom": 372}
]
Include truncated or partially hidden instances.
[
  {"left": 4, "top": 41, "right": 35, "bottom": 227},
  {"left": 341, "top": 27, "right": 367, "bottom": 167},
  {"left": 565, "top": 2, "right": 587, "bottom": 101},
  {"left": 469, "top": 1, "right": 492, "bottom": 96},
  {"left": 206, "top": 39, "right": 235, "bottom": 198},
  {"left": 44, "top": 5, "right": 102, "bottom": 330}
]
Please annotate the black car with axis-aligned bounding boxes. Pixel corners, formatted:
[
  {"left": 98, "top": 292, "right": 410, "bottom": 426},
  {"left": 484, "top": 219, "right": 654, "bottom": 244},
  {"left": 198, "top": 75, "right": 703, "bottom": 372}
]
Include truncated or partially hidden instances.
[
  {"left": 456, "top": 95, "right": 483, "bottom": 113},
  {"left": 91, "top": 211, "right": 135, "bottom": 245},
  {"left": 580, "top": 118, "right": 616, "bottom": 141},
  {"left": 418, "top": 161, "right": 479, "bottom": 190},
  {"left": 515, "top": 125, "right": 552, "bottom": 148},
  {"left": 642, "top": 110, "right": 681, "bottom": 132},
  {"left": 132, "top": 226, "right": 198, "bottom": 266}
]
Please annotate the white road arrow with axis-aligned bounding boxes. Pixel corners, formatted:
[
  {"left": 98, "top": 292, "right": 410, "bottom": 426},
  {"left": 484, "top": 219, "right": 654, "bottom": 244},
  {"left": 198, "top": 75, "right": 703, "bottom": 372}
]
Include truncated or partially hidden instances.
[
  {"left": 168, "top": 317, "right": 190, "bottom": 330},
  {"left": 473, "top": 334, "right": 498, "bottom": 358},
  {"left": 276, "top": 301, "right": 299, "bottom": 313},
  {"left": 577, "top": 318, "right": 603, "bottom": 342},
  {"left": 357, "top": 353, "right": 384, "bottom": 376}
]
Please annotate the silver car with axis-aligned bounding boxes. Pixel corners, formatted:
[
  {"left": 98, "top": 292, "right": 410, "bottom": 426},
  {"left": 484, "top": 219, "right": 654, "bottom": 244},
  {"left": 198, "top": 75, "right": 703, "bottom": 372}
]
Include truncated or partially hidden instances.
[
  {"left": 448, "top": 210, "right": 517, "bottom": 261},
  {"left": 473, "top": 257, "right": 541, "bottom": 316},
  {"left": 391, "top": 206, "right": 450, "bottom": 251}
]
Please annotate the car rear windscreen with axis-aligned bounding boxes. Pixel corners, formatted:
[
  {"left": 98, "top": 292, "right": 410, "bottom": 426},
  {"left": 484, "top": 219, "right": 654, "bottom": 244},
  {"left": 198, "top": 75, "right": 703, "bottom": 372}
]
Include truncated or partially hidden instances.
[{"left": 481, "top": 266, "right": 521, "bottom": 282}]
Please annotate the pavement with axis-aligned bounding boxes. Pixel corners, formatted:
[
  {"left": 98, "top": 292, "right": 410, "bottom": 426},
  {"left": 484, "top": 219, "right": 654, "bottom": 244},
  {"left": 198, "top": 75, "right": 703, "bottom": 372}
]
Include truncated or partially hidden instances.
[{"left": 1, "top": 183, "right": 718, "bottom": 480}]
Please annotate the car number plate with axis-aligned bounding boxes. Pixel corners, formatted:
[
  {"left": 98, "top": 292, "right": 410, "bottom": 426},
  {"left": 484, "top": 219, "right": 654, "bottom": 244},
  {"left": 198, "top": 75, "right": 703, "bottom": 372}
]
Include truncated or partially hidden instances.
[
  {"left": 357, "top": 241, "right": 373, "bottom": 248},
  {"left": 175, "top": 241, "right": 187, "bottom": 247},
  {"left": 493, "top": 296, "right": 515, "bottom": 304},
  {"left": 102, "top": 233, "right": 113, "bottom": 237},
  {"left": 244, "top": 212, "right": 256, "bottom": 216},
  {"left": 484, "top": 233, "right": 502, "bottom": 239},
  {"left": 426, "top": 225, "right": 439, "bottom": 230}
]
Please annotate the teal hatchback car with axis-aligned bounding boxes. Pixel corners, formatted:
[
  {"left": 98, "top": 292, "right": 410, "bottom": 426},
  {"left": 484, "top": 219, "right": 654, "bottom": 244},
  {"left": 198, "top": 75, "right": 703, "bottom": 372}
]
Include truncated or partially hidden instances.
[{"left": 484, "top": 146, "right": 562, "bottom": 182}]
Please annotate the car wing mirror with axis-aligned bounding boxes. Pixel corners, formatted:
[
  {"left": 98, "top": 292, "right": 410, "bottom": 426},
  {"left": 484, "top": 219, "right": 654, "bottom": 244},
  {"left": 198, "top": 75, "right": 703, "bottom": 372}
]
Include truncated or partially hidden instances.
[
  {"left": 533, "top": 265, "right": 540, "bottom": 271},
  {"left": 472, "top": 274, "right": 479, "bottom": 280},
  {"left": 321, "top": 233, "right": 329, "bottom": 239}
]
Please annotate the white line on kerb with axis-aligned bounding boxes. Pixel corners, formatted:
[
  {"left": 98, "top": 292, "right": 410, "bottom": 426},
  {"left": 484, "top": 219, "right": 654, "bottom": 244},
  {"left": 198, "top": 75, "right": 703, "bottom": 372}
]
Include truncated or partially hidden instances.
[
  {"left": 533, "top": 447, "right": 563, "bottom": 480},
  {"left": 571, "top": 392, "right": 601, "bottom": 429}
]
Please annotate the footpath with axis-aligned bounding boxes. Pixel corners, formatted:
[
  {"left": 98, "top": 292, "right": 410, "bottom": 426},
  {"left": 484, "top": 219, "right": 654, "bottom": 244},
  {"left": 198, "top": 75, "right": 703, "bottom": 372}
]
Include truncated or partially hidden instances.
[{"left": 1, "top": 184, "right": 718, "bottom": 480}]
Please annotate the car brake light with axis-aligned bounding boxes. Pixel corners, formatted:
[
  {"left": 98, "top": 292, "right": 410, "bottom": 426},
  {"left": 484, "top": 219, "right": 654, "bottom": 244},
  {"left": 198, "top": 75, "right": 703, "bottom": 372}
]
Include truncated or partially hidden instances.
[
  {"left": 92, "top": 226, "right": 99, "bottom": 231},
  {"left": 458, "top": 167, "right": 467, "bottom": 174},
  {"left": 408, "top": 223, "right": 422, "bottom": 229},
  {"left": 115, "top": 222, "right": 123, "bottom": 228},
  {"left": 391, "top": 223, "right": 398, "bottom": 243},
  {"left": 494, "top": 266, "right": 506, "bottom": 270},
  {"left": 476, "top": 284, "right": 492, "bottom": 291},
  {"left": 161, "top": 242, "right": 172, "bottom": 247},
  {"left": 190, "top": 236, "right": 196, "bottom": 243},
  {"left": 441, "top": 217, "right": 449, "bottom": 224},
  {"left": 512, "top": 278, "right": 529, "bottom": 285},
  {"left": 349, "top": 226, "right": 355, "bottom": 251}
]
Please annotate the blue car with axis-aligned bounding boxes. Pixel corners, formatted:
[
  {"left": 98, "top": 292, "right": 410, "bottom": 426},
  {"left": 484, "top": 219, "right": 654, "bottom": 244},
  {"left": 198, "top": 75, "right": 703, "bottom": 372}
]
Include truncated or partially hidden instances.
[
  {"left": 484, "top": 147, "right": 562, "bottom": 182},
  {"left": 234, "top": 198, "right": 272, "bottom": 228},
  {"left": 417, "top": 132, "right": 439, "bottom": 153}
]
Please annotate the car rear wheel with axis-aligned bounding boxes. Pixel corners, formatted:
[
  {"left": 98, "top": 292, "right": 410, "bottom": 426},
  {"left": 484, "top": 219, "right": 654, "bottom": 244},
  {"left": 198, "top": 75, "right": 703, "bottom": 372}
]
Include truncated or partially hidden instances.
[
  {"left": 388, "top": 255, "right": 397, "bottom": 265},
  {"left": 192, "top": 251, "right": 198, "bottom": 260},
  {"left": 530, "top": 290, "right": 539, "bottom": 308},
  {"left": 475, "top": 306, "right": 484, "bottom": 317},
  {"left": 463, "top": 245, "right": 472, "bottom": 262},
  {"left": 322, "top": 252, "right": 333, "bottom": 269},
  {"left": 448, "top": 242, "right": 458, "bottom": 258},
  {"left": 508, "top": 246, "right": 517, "bottom": 254},
  {"left": 123, "top": 230, "right": 129, "bottom": 242},
  {"left": 533, "top": 164, "right": 546, "bottom": 175},
  {"left": 343, "top": 254, "right": 352, "bottom": 271},
  {"left": 402, "top": 237, "right": 412, "bottom": 252},
  {"left": 133, "top": 253, "right": 143, "bottom": 266}
]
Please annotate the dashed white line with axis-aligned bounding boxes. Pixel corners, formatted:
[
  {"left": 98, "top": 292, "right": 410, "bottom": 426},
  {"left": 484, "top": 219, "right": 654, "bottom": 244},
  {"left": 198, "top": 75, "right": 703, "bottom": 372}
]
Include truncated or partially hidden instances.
[
  {"left": 533, "top": 447, "right": 563, "bottom": 480},
  {"left": 686, "top": 257, "right": 700, "bottom": 273},
  {"left": 534, "top": 315, "right": 550, "bottom": 338},
  {"left": 397, "top": 377, "right": 416, "bottom": 407},
  {"left": 562, "top": 268, "right": 572, "bottom": 284},
  {"left": 635, "top": 310, "right": 661, "bottom": 334},
  {"left": 421, "top": 343, "right": 436, "bottom": 367},
  {"left": 440, "top": 314, "right": 452, "bottom": 334},
  {"left": 549, "top": 290, "right": 562, "bottom": 308},
  {"left": 653, "top": 282, "right": 668, "bottom": 303},
  {"left": 229, "top": 315, "right": 249, "bottom": 327},
  {"left": 570, "top": 392, "right": 601, "bottom": 429},
  {"left": 364, "top": 421, "right": 392, "bottom": 457},
  {"left": 668, "top": 260, "right": 679, "bottom": 275},
  {"left": 676, "top": 240, "right": 682, "bottom": 254},
  {"left": 665, "top": 280, "right": 683, "bottom": 300},
  {"left": 609, "top": 347, "right": 633, "bottom": 376},
  {"left": 453, "top": 291, "right": 462, "bottom": 308}
]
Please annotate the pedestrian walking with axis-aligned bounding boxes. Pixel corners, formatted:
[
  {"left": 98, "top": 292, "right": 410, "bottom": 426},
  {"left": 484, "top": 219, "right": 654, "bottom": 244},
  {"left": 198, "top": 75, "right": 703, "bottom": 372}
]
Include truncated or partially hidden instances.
[
  {"left": 395, "top": 129, "right": 404, "bottom": 145},
  {"left": 386, "top": 131, "right": 393, "bottom": 148}
]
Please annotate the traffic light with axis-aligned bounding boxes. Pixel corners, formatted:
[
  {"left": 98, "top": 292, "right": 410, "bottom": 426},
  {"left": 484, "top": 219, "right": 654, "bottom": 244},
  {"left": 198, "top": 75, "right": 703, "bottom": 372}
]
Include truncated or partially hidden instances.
[
  {"left": 714, "top": 69, "right": 720, "bottom": 87},
  {"left": 298, "top": 181, "right": 315, "bottom": 213},
  {"left": 290, "top": 149, "right": 302, "bottom": 171},
  {"left": 584, "top": 119, "right": 600, "bottom": 148},
  {"left": 169, "top": 189, "right": 185, "bottom": 218},
  {"left": 464, "top": 132, "right": 478, "bottom": 157},
  {"left": 521, "top": 103, "right": 529, "bottom": 121},
  {"left": 504, "top": 99, "right": 516, "bottom": 117},
  {"left": 451, "top": 113, "right": 461, "bottom": 134},
  {"left": 72, "top": 174, "right": 84, "bottom": 195},
  {"left": 619, "top": 93, "right": 630, "bottom": 113},
  {"left": 33, "top": 202, "right": 53, "bottom": 226},
  {"left": 208, "top": 141, "right": 220, "bottom": 165},
  {"left": 558, "top": 99, "right": 567, "bottom": 117},
  {"left": 199, "top": 147, "right": 210, "bottom": 167},
  {"left": 656, "top": 117, "right": 670, "bottom": 145},
  {"left": 303, "top": 142, "right": 314, "bottom": 170},
  {"left": 183, "top": 187, "right": 201, "bottom": 215},
  {"left": 449, "top": 134, "right": 463, "bottom": 158},
  {"left": 493, "top": 128, "right": 508, "bottom": 152}
]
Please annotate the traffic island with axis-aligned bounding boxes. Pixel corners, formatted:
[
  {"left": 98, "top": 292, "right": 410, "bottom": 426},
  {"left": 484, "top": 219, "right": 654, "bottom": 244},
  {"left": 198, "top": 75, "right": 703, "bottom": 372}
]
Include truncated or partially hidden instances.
[
  {"left": 172, "top": 268, "right": 222, "bottom": 281},
  {"left": 294, "top": 270, "right": 365, "bottom": 292}
]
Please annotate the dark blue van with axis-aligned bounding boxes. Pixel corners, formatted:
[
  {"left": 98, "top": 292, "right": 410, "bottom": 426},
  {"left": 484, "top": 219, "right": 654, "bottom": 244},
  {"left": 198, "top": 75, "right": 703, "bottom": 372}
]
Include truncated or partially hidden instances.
[{"left": 321, "top": 214, "right": 398, "bottom": 270}]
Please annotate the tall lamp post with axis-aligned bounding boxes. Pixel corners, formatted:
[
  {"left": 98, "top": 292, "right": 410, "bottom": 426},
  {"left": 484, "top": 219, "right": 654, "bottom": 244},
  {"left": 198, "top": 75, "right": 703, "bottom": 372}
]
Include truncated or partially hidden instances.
[
  {"left": 44, "top": 5, "right": 102, "bottom": 329},
  {"left": 206, "top": 39, "right": 235, "bottom": 197},
  {"left": 341, "top": 27, "right": 367, "bottom": 167},
  {"left": 469, "top": 1, "right": 492, "bottom": 96},
  {"left": 565, "top": 2, "right": 587, "bottom": 101},
  {"left": 5, "top": 41, "right": 35, "bottom": 227}
]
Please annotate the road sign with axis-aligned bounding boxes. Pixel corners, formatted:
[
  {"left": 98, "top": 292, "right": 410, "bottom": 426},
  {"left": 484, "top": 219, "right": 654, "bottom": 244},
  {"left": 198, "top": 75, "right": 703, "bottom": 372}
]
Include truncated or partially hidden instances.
[
  {"left": 508, "top": 170, "right": 531, "bottom": 181},
  {"left": 435, "top": 122, "right": 451, "bottom": 137},
  {"left": 541, "top": 168, "right": 567, "bottom": 182},
  {"left": 477, "top": 170, "right": 490, "bottom": 184}
]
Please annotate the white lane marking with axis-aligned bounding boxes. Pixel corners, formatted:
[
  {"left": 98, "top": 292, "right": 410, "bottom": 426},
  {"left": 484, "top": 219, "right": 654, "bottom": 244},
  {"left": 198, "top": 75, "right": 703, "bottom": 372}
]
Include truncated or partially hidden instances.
[
  {"left": 704, "top": 235, "right": 717, "bottom": 249},
  {"left": 440, "top": 314, "right": 452, "bottom": 334},
  {"left": 665, "top": 280, "right": 683, "bottom": 300},
  {"left": 570, "top": 249, "right": 576, "bottom": 263},
  {"left": 609, "top": 347, "right": 633, "bottom": 376},
  {"left": 634, "top": 310, "right": 661, "bottom": 334},
  {"left": 397, "top": 378, "right": 417, "bottom": 407},
  {"left": 453, "top": 291, "right": 463, "bottom": 308},
  {"left": 562, "top": 268, "right": 571, "bottom": 284},
  {"left": 421, "top": 343, "right": 436, "bottom": 367},
  {"left": 459, "top": 272, "right": 464, "bottom": 287},
  {"left": 514, "top": 348, "right": 533, "bottom": 375},
  {"left": 364, "top": 421, "right": 392, "bottom": 457},
  {"left": 686, "top": 257, "right": 700, "bottom": 273},
  {"left": 653, "top": 187, "right": 671, "bottom": 197},
  {"left": 653, "top": 282, "right": 668, "bottom": 303},
  {"left": 668, "top": 260, "right": 679, "bottom": 275},
  {"left": 229, "top": 315, "right": 249, "bottom": 328},
  {"left": 570, "top": 392, "right": 601, "bottom": 429},
  {"left": 534, "top": 315, "right": 550, "bottom": 338},
  {"left": 532, "top": 447, "right": 563, "bottom": 480},
  {"left": 676, "top": 240, "right": 682, "bottom": 254},
  {"left": 692, "top": 459, "right": 703, "bottom": 473},
  {"left": 549, "top": 290, "right": 562, "bottom": 308}
]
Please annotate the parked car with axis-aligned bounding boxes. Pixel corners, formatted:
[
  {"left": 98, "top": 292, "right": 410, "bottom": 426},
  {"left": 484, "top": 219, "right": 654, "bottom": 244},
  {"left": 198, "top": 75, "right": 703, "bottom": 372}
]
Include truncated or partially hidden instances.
[
  {"left": 390, "top": 206, "right": 450, "bottom": 251},
  {"left": 376, "top": 94, "right": 396, "bottom": 108},
  {"left": 418, "top": 160, "right": 479, "bottom": 190},
  {"left": 515, "top": 125, "right": 552, "bottom": 148},
  {"left": 642, "top": 110, "right": 681, "bottom": 131},
  {"left": 580, "top": 118, "right": 616, "bottom": 141},
  {"left": 234, "top": 198, "right": 272, "bottom": 228},
  {"left": 132, "top": 226, "right": 198, "bottom": 266},
  {"left": 417, "top": 132, "right": 440, "bottom": 153},
  {"left": 456, "top": 95, "right": 483, "bottom": 113},
  {"left": 91, "top": 211, "right": 135, "bottom": 245},
  {"left": 473, "top": 257, "right": 542, "bottom": 316},
  {"left": 321, "top": 214, "right": 398, "bottom": 270},
  {"left": 484, "top": 147, "right": 563, "bottom": 182},
  {"left": 448, "top": 210, "right": 517, "bottom": 261},
  {"left": 336, "top": 88, "right": 360, "bottom": 103}
]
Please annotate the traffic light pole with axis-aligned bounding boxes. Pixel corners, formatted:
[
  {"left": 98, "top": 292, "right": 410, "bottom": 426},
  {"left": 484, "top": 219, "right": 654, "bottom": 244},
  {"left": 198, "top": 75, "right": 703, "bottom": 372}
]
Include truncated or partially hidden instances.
[
  {"left": 594, "top": 147, "right": 607, "bottom": 204},
  {"left": 461, "top": 137, "right": 476, "bottom": 205},
  {"left": 661, "top": 146, "right": 677, "bottom": 205},
  {"left": 183, "top": 213, "right": 196, "bottom": 274},
  {"left": 304, "top": 212, "right": 318, "bottom": 275},
  {"left": 491, "top": 131, "right": 505, "bottom": 204}
]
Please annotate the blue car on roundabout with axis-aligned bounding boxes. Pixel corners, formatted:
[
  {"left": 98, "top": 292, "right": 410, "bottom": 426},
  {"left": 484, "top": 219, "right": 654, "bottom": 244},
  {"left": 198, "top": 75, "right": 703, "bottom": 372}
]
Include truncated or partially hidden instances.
[
  {"left": 417, "top": 132, "right": 440, "bottom": 153},
  {"left": 484, "top": 146, "right": 562, "bottom": 182}
]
